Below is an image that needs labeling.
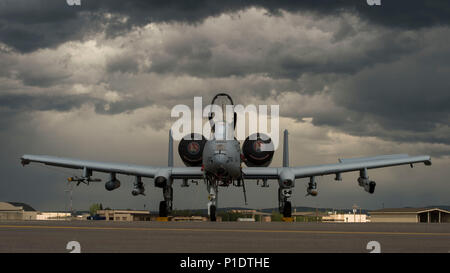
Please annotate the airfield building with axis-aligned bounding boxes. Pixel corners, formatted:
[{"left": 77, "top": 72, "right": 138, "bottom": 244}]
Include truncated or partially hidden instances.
[
  {"left": 322, "top": 213, "right": 369, "bottom": 223},
  {"left": 96, "top": 209, "right": 151, "bottom": 221},
  {"left": 0, "top": 202, "right": 38, "bottom": 220},
  {"left": 36, "top": 212, "right": 72, "bottom": 220},
  {"left": 370, "top": 208, "right": 450, "bottom": 223}
]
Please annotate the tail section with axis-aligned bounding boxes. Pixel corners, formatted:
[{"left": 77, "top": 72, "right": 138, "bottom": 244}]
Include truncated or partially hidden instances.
[
  {"left": 283, "top": 129, "right": 289, "bottom": 167},
  {"left": 168, "top": 129, "right": 174, "bottom": 167}
]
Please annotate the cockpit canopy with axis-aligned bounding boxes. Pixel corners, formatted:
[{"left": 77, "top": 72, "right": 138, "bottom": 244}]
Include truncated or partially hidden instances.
[{"left": 213, "top": 121, "right": 235, "bottom": 141}]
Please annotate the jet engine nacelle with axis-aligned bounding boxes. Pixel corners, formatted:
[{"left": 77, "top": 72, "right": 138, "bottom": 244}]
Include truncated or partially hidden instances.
[
  {"left": 178, "top": 133, "right": 207, "bottom": 167},
  {"left": 105, "top": 179, "right": 121, "bottom": 191},
  {"left": 242, "top": 133, "right": 274, "bottom": 167},
  {"left": 358, "top": 177, "right": 376, "bottom": 194}
]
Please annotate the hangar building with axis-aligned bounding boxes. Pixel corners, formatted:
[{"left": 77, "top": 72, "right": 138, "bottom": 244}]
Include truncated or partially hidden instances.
[
  {"left": 0, "top": 202, "right": 38, "bottom": 220},
  {"left": 370, "top": 208, "right": 450, "bottom": 223}
]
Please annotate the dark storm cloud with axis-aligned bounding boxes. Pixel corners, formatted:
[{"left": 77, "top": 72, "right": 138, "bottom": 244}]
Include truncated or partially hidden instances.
[
  {"left": 0, "top": 93, "right": 103, "bottom": 112},
  {"left": 106, "top": 54, "right": 140, "bottom": 74},
  {"left": 0, "top": 1, "right": 93, "bottom": 53},
  {"left": 309, "top": 28, "right": 450, "bottom": 145},
  {"left": 0, "top": 93, "right": 104, "bottom": 132},
  {"left": 1, "top": 0, "right": 450, "bottom": 53},
  {"left": 261, "top": 0, "right": 450, "bottom": 29},
  {"left": 108, "top": 21, "right": 421, "bottom": 81},
  {"left": 275, "top": 30, "right": 421, "bottom": 78},
  {"left": 94, "top": 97, "right": 154, "bottom": 115},
  {"left": 0, "top": 1, "right": 448, "bottom": 148},
  {"left": 0, "top": 93, "right": 154, "bottom": 117},
  {"left": 15, "top": 69, "right": 72, "bottom": 88}
]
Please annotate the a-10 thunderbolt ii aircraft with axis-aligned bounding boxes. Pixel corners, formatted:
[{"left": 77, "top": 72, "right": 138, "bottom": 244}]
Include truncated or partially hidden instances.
[{"left": 20, "top": 93, "right": 432, "bottom": 221}]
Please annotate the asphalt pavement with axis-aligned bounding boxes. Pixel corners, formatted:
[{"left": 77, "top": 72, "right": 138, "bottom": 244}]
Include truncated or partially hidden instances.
[{"left": 0, "top": 220, "right": 448, "bottom": 253}]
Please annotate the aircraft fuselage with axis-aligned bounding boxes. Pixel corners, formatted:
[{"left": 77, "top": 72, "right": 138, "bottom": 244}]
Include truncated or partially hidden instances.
[{"left": 203, "top": 138, "right": 242, "bottom": 181}]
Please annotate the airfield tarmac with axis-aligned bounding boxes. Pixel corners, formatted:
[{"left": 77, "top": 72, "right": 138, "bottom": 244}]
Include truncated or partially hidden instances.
[{"left": 0, "top": 220, "right": 448, "bottom": 253}]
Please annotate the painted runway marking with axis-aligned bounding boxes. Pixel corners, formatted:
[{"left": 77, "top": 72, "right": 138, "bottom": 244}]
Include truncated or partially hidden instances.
[{"left": 0, "top": 224, "right": 449, "bottom": 237}]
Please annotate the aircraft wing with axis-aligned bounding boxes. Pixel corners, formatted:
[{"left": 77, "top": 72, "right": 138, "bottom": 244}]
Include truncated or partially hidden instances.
[
  {"left": 289, "top": 154, "right": 431, "bottom": 179},
  {"left": 20, "top": 154, "right": 203, "bottom": 179},
  {"left": 242, "top": 154, "right": 431, "bottom": 180}
]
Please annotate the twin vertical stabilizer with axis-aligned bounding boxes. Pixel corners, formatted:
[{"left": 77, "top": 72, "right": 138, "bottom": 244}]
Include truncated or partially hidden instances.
[
  {"left": 168, "top": 129, "right": 173, "bottom": 167},
  {"left": 283, "top": 129, "right": 289, "bottom": 167}
]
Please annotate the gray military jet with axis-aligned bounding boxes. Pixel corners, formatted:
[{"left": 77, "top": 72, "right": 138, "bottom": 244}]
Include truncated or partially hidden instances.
[{"left": 20, "top": 93, "right": 432, "bottom": 221}]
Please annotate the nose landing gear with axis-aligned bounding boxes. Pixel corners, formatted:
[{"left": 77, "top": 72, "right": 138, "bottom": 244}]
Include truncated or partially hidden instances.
[
  {"left": 206, "top": 178, "right": 219, "bottom": 222},
  {"left": 283, "top": 201, "right": 292, "bottom": 218},
  {"left": 279, "top": 187, "right": 293, "bottom": 218}
]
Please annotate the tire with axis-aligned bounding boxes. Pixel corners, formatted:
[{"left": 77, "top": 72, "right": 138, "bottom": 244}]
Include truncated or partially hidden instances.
[
  {"left": 210, "top": 205, "right": 216, "bottom": 222},
  {"left": 283, "top": 201, "right": 292, "bottom": 218},
  {"left": 159, "top": 201, "right": 168, "bottom": 217}
]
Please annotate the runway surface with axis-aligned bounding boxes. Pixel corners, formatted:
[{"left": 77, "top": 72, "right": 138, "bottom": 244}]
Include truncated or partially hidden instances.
[{"left": 0, "top": 220, "right": 449, "bottom": 253}]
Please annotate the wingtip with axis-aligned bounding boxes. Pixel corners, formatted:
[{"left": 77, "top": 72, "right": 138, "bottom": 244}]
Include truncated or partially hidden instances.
[
  {"left": 20, "top": 157, "right": 30, "bottom": 166},
  {"left": 423, "top": 155, "right": 432, "bottom": 166}
]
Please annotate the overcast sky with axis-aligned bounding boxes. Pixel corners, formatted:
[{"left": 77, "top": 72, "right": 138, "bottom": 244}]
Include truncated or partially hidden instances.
[{"left": 0, "top": 0, "right": 449, "bottom": 212}]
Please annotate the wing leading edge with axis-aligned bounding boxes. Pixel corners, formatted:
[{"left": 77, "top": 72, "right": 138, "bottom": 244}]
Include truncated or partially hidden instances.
[
  {"left": 20, "top": 154, "right": 203, "bottom": 179},
  {"left": 290, "top": 154, "right": 431, "bottom": 179},
  {"left": 242, "top": 154, "right": 431, "bottom": 180}
]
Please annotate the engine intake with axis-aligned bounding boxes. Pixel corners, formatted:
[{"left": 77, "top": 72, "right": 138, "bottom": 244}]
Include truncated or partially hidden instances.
[
  {"left": 178, "top": 133, "right": 207, "bottom": 167},
  {"left": 242, "top": 133, "right": 274, "bottom": 167}
]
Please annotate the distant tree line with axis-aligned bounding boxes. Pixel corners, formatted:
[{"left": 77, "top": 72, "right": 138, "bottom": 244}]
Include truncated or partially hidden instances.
[{"left": 89, "top": 203, "right": 103, "bottom": 216}]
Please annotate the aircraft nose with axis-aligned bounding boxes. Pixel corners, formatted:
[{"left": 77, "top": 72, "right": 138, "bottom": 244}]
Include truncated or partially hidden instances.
[
  {"left": 214, "top": 154, "right": 228, "bottom": 164},
  {"left": 213, "top": 153, "right": 229, "bottom": 175},
  {"left": 216, "top": 167, "right": 226, "bottom": 175}
]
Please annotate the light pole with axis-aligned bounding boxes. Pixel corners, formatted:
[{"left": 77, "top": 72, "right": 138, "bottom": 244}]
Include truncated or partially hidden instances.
[
  {"left": 65, "top": 181, "right": 74, "bottom": 219},
  {"left": 352, "top": 204, "right": 359, "bottom": 223}
]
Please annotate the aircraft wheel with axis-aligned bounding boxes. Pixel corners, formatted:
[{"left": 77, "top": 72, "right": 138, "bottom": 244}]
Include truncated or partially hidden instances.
[
  {"left": 283, "top": 201, "right": 292, "bottom": 218},
  {"left": 159, "top": 201, "right": 168, "bottom": 217},
  {"left": 210, "top": 205, "right": 217, "bottom": 222}
]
